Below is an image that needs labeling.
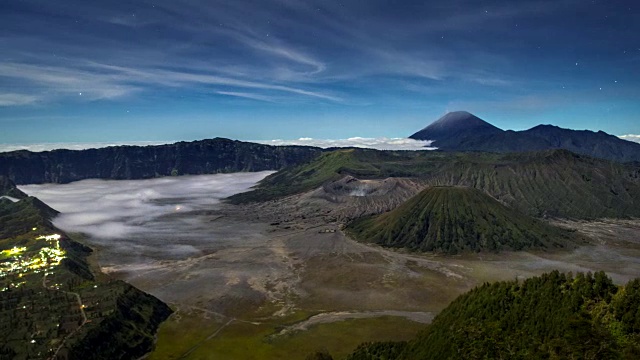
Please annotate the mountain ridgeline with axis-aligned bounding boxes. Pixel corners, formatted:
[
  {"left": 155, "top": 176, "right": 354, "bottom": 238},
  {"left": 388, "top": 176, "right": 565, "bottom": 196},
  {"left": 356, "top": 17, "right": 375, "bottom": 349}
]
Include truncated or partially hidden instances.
[
  {"left": 410, "top": 111, "right": 640, "bottom": 163},
  {"left": 0, "top": 138, "right": 322, "bottom": 184},
  {"left": 345, "top": 271, "right": 640, "bottom": 360},
  {"left": 346, "top": 186, "right": 581, "bottom": 254},
  {"left": 230, "top": 148, "right": 640, "bottom": 219}
]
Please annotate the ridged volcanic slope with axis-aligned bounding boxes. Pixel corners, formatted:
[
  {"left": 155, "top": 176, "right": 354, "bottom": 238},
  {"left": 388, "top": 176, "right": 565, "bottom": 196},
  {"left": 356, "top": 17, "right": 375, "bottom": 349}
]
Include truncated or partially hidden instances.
[
  {"left": 230, "top": 148, "right": 640, "bottom": 220},
  {"left": 346, "top": 186, "right": 580, "bottom": 254}
]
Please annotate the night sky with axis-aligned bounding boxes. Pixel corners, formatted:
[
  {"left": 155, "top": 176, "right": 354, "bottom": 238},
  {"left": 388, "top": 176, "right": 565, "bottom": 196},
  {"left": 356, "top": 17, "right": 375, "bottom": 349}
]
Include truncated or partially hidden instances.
[{"left": 1, "top": 0, "right": 638, "bottom": 144}]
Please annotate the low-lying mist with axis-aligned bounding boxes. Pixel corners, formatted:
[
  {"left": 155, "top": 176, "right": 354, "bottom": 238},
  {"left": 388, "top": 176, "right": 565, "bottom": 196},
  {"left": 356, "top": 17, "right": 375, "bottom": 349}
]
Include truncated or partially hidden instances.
[{"left": 19, "top": 172, "right": 273, "bottom": 263}]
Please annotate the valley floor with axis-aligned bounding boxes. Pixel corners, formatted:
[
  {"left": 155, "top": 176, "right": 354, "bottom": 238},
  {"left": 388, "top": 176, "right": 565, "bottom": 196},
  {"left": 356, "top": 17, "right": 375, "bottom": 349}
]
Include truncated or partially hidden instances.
[
  {"left": 21, "top": 175, "right": 640, "bottom": 359},
  {"left": 105, "top": 209, "right": 640, "bottom": 359}
]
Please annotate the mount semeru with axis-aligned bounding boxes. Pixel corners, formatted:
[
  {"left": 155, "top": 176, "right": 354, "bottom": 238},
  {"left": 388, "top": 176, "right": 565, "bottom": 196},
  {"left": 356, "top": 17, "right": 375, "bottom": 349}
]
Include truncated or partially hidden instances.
[
  {"left": 345, "top": 186, "right": 582, "bottom": 254},
  {"left": 410, "top": 111, "right": 640, "bottom": 163}
]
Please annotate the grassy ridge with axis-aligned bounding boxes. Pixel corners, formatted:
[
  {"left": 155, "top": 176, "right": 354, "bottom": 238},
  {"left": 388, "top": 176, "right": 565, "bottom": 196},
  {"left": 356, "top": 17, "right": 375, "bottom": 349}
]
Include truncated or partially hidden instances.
[
  {"left": 228, "top": 149, "right": 389, "bottom": 203},
  {"left": 229, "top": 148, "right": 640, "bottom": 219},
  {"left": 227, "top": 149, "right": 501, "bottom": 204},
  {"left": 346, "top": 186, "right": 579, "bottom": 254},
  {"left": 428, "top": 149, "right": 640, "bottom": 219},
  {"left": 345, "top": 271, "right": 640, "bottom": 359},
  {"left": 0, "top": 196, "right": 58, "bottom": 240}
]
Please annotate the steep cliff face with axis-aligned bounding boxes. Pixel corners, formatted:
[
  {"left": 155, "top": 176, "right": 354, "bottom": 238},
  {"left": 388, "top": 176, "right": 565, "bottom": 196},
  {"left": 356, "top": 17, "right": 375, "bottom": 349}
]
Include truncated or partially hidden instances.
[{"left": 0, "top": 138, "right": 323, "bottom": 184}]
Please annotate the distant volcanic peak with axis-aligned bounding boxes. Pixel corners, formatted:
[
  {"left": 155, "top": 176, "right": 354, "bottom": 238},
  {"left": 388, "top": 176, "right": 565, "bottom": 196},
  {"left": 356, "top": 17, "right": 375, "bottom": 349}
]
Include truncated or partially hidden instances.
[
  {"left": 432, "top": 111, "right": 501, "bottom": 130},
  {"left": 434, "top": 111, "right": 481, "bottom": 125},
  {"left": 410, "top": 111, "right": 503, "bottom": 142}
]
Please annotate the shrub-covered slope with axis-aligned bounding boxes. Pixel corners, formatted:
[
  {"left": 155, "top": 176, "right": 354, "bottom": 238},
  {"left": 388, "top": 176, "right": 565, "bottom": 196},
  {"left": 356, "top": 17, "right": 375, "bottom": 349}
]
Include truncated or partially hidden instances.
[
  {"left": 427, "top": 149, "right": 640, "bottom": 219},
  {"left": 346, "top": 186, "right": 579, "bottom": 254},
  {"left": 346, "top": 271, "right": 640, "bottom": 360},
  {"left": 230, "top": 148, "right": 640, "bottom": 219}
]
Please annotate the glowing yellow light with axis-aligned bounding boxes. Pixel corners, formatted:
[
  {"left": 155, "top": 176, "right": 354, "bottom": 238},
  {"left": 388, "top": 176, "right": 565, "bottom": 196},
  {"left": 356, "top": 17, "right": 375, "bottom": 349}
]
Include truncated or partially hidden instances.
[
  {"left": 36, "top": 234, "right": 61, "bottom": 241},
  {"left": 2, "top": 246, "right": 27, "bottom": 256}
]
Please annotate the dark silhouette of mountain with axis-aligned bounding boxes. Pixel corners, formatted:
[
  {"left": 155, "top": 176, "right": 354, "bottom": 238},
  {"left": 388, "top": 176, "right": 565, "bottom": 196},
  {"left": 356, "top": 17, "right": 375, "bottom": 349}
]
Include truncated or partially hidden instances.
[
  {"left": 0, "top": 138, "right": 322, "bottom": 184},
  {"left": 410, "top": 111, "right": 640, "bottom": 162},
  {"left": 0, "top": 183, "right": 58, "bottom": 239},
  {"left": 346, "top": 271, "right": 640, "bottom": 359},
  {"left": 346, "top": 186, "right": 580, "bottom": 254},
  {"left": 409, "top": 111, "right": 503, "bottom": 148},
  {"left": 0, "top": 176, "right": 27, "bottom": 200}
]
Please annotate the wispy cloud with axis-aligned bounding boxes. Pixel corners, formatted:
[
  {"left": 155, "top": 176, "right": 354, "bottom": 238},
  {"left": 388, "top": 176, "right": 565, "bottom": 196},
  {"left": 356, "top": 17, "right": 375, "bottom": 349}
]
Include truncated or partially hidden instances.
[
  {"left": 0, "top": 62, "right": 139, "bottom": 100},
  {"left": 221, "top": 29, "right": 326, "bottom": 76},
  {"left": 0, "top": 93, "right": 39, "bottom": 106},
  {"left": 0, "top": 60, "right": 340, "bottom": 103},
  {"left": 0, "top": 0, "right": 532, "bottom": 108},
  {"left": 216, "top": 91, "right": 276, "bottom": 102}
]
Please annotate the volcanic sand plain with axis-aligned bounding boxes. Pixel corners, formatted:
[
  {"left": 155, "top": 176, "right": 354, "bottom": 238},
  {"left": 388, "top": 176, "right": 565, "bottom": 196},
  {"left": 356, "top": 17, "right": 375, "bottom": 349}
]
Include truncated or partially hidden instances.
[{"left": 21, "top": 174, "right": 640, "bottom": 359}]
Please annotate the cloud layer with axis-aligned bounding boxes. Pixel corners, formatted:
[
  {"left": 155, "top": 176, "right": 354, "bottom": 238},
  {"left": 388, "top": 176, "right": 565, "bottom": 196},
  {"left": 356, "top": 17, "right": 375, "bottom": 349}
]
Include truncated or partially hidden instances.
[
  {"left": 20, "top": 172, "right": 273, "bottom": 244},
  {"left": 0, "top": 138, "right": 434, "bottom": 153},
  {"left": 620, "top": 135, "right": 640, "bottom": 144},
  {"left": 0, "top": 141, "right": 174, "bottom": 153},
  {"left": 254, "top": 137, "right": 434, "bottom": 150}
]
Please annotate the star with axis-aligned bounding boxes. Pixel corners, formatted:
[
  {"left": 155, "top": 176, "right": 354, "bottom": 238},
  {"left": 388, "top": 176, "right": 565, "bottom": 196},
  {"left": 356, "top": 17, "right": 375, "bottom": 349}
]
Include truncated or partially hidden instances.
[{"left": 79, "top": 92, "right": 82, "bottom": 96}]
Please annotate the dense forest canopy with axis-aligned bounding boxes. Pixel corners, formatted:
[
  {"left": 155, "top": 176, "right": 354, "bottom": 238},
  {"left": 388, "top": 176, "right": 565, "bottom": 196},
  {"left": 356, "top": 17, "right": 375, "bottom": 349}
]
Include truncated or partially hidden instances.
[{"left": 341, "top": 271, "right": 640, "bottom": 360}]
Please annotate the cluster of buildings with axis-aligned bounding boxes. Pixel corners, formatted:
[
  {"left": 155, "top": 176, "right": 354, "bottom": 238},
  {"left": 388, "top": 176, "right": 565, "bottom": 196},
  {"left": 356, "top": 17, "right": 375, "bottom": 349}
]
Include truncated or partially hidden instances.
[{"left": 0, "top": 234, "right": 66, "bottom": 289}]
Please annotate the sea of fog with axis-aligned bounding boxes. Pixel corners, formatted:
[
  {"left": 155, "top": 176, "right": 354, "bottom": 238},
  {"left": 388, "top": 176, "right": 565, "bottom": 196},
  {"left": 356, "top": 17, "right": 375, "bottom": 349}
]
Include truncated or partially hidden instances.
[{"left": 19, "top": 172, "right": 274, "bottom": 266}]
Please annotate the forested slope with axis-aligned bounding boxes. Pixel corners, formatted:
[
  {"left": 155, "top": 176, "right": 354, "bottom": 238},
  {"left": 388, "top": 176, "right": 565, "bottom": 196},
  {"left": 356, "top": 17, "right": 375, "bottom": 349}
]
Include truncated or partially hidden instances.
[{"left": 346, "top": 271, "right": 640, "bottom": 359}]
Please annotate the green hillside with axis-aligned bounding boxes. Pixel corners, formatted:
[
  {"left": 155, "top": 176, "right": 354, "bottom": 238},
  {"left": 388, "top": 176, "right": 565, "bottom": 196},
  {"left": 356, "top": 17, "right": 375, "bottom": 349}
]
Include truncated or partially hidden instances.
[
  {"left": 345, "top": 271, "right": 640, "bottom": 360},
  {"left": 346, "top": 186, "right": 579, "bottom": 254},
  {"left": 229, "top": 148, "right": 640, "bottom": 219},
  {"left": 428, "top": 149, "right": 640, "bottom": 219},
  {"left": 227, "top": 149, "right": 392, "bottom": 203}
]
